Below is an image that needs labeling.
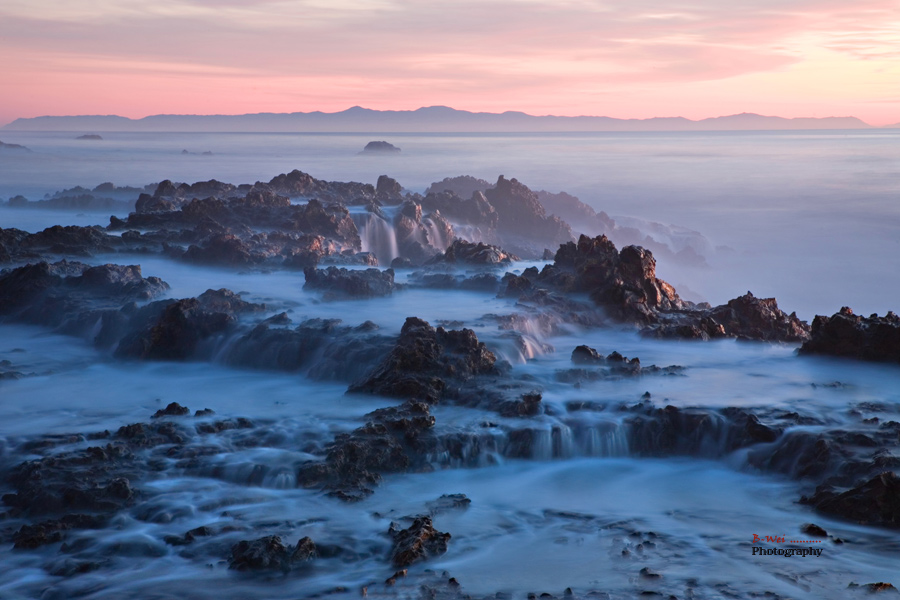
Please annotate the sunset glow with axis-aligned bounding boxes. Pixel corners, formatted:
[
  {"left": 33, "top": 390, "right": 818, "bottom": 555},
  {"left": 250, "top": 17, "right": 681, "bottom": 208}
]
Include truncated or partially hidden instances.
[{"left": 2, "top": 0, "right": 899, "bottom": 125}]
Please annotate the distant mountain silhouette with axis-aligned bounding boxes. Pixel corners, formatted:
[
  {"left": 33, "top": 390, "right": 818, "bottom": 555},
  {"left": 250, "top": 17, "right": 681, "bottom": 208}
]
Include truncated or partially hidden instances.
[{"left": 2, "top": 107, "right": 871, "bottom": 132}]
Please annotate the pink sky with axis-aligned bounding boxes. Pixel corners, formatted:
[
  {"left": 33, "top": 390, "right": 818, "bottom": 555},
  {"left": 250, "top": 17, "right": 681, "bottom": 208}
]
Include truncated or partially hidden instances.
[{"left": 2, "top": 0, "right": 899, "bottom": 126}]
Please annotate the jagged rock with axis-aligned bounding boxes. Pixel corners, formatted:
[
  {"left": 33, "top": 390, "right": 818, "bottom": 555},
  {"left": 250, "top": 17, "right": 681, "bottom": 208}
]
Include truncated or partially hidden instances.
[
  {"left": 152, "top": 402, "right": 190, "bottom": 418},
  {"left": 12, "top": 514, "right": 108, "bottom": 549},
  {"left": 805, "top": 472, "right": 900, "bottom": 527},
  {"left": 349, "top": 317, "right": 499, "bottom": 401},
  {"left": 388, "top": 516, "right": 451, "bottom": 567},
  {"left": 425, "top": 175, "right": 492, "bottom": 198},
  {"left": 115, "top": 289, "right": 264, "bottom": 360},
  {"left": 296, "top": 400, "right": 437, "bottom": 499},
  {"left": 426, "top": 494, "right": 472, "bottom": 515},
  {"left": 800, "top": 307, "right": 900, "bottom": 364},
  {"left": 426, "top": 239, "right": 518, "bottom": 265},
  {"left": 484, "top": 176, "right": 574, "bottom": 250},
  {"left": 376, "top": 175, "right": 403, "bottom": 202},
  {"left": 0, "top": 261, "right": 169, "bottom": 335},
  {"left": 303, "top": 266, "right": 396, "bottom": 298},
  {"left": 219, "top": 318, "right": 392, "bottom": 381},
  {"left": 229, "top": 535, "right": 316, "bottom": 571}
]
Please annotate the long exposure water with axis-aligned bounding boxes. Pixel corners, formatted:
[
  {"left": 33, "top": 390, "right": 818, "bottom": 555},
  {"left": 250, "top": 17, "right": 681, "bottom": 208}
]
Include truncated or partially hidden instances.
[{"left": 0, "top": 130, "right": 898, "bottom": 598}]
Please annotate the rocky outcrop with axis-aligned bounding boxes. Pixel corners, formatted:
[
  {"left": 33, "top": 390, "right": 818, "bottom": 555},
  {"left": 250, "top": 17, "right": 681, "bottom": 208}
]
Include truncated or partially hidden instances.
[
  {"left": 388, "top": 516, "right": 451, "bottom": 567},
  {"left": 114, "top": 289, "right": 264, "bottom": 360},
  {"left": 296, "top": 400, "right": 438, "bottom": 500},
  {"left": 644, "top": 292, "right": 810, "bottom": 342},
  {"left": 363, "top": 141, "right": 401, "bottom": 153},
  {"left": 513, "top": 234, "right": 686, "bottom": 324},
  {"left": 799, "top": 307, "right": 900, "bottom": 364},
  {"left": 0, "top": 261, "right": 169, "bottom": 331},
  {"left": 484, "top": 176, "right": 574, "bottom": 253},
  {"left": 349, "top": 317, "right": 501, "bottom": 402},
  {"left": 424, "top": 175, "right": 492, "bottom": 198},
  {"left": 303, "top": 266, "right": 396, "bottom": 299},
  {"left": 426, "top": 239, "right": 518, "bottom": 266},
  {"left": 229, "top": 535, "right": 316, "bottom": 571},
  {"left": 0, "top": 140, "right": 31, "bottom": 152},
  {"left": 803, "top": 472, "right": 900, "bottom": 528}
]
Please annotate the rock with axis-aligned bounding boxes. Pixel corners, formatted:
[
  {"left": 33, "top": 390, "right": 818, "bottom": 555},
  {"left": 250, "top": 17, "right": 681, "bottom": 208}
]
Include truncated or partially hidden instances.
[
  {"left": 425, "top": 175, "right": 492, "bottom": 198},
  {"left": 303, "top": 266, "right": 396, "bottom": 299},
  {"left": 376, "top": 175, "right": 403, "bottom": 202},
  {"left": 800, "top": 307, "right": 900, "bottom": 364},
  {"left": 12, "top": 514, "right": 108, "bottom": 549},
  {"left": 152, "top": 402, "right": 190, "bottom": 418},
  {"left": 483, "top": 176, "right": 574, "bottom": 251},
  {"left": 807, "top": 471, "right": 900, "bottom": 527},
  {"left": 0, "top": 140, "right": 31, "bottom": 152},
  {"left": 363, "top": 141, "right": 401, "bottom": 153},
  {"left": 426, "top": 494, "right": 472, "bottom": 515},
  {"left": 229, "top": 535, "right": 316, "bottom": 571},
  {"left": 115, "top": 289, "right": 263, "bottom": 360},
  {"left": 76, "top": 134, "right": 103, "bottom": 140},
  {"left": 349, "top": 317, "right": 499, "bottom": 401},
  {"left": 426, "top": 239, "right": 519, "bottom": 266},
  {"left": 801, "top": 523, "right": 828, "bottom": 537},
  {"left": 296, "top": 400, "right": 437, "bottom": 498},
  {"left": 388, "top": 516, "right": 451, "bottom": 567}
]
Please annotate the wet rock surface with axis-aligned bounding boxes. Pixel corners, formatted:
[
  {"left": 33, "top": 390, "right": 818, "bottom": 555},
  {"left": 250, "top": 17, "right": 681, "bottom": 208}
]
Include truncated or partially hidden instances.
[
  {"left": 800, "top": 307, "right": 900, "bottom": 364},
  {"left": 229, "top": 535, "right": 316, "bottom": 571},
  {"left": 349, "top": 317, "right": 502, "bottom": 402},
  {"left": 388, "top": 516, "right": 451, "bottom": 567},
  {"left": 303, "top": 266, "right": 397, "bottom": 299},
  {"left": 426, "top": 239, "right": 519, "bottom": 266}
]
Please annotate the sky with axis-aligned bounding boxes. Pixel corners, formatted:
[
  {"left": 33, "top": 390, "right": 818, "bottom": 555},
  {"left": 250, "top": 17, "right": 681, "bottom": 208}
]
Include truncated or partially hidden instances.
[{"left": 1, "top": 0, "right": 899, "bottom": 126}]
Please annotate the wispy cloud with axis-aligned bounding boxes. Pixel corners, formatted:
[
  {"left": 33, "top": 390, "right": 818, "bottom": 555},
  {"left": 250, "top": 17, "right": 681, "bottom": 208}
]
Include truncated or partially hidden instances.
[{"left": 1, "top": 0, "right": 898, "bottom": 124}]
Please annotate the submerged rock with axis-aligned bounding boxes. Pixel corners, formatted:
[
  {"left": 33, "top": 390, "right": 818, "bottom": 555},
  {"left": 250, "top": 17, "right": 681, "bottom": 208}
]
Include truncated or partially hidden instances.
[
  {"left": 229, "top": 535, "right": 316, "bottom": 571},
  {"left": 804, "top": 471, "right": 900, "bottom": 528},
  {"left": 388, "top": 516, "right": 451, "bottom": 567},
  {"left": 303, "top": 266, "right": 396, "bottom": 298}
]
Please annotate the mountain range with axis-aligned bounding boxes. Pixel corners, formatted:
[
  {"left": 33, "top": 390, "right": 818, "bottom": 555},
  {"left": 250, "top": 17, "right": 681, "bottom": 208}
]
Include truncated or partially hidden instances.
[{"left": 1, "top": 106, "right": 873, "bottom": 133}]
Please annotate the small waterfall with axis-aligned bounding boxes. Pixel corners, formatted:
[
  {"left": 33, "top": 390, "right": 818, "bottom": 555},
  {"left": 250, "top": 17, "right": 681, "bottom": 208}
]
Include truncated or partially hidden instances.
[{"left": 351, "top": 212, "right": 399, "bottom": 266}]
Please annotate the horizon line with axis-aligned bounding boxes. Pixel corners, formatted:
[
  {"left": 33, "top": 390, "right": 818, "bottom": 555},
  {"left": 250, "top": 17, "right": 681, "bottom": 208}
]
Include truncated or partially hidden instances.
[{"left": 3, "top": 106, "right": 890, "bottom": 130}]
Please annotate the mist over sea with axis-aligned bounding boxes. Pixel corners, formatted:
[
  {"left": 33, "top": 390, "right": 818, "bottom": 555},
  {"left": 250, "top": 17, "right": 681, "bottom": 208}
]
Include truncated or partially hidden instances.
[
  {"left": 2, "top": 129, "right": 897, "bottom": 319},
  {"left": 1, "top": 129, "right": 899, "bottom": 599}
]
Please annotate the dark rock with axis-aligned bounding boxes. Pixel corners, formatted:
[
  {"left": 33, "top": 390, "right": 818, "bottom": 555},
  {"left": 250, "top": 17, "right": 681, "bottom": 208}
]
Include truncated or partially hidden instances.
[
  {"left": 229, "top": 535, "right": 316, "bottom": 571},
  {"left": 303, "top": 266, "right": 396, "bottom": 298},
  {"left": 12, "top": 514, "right": 107, "bottom": 549},
  {"left": 0, "top": 140, "right": 31, "bottom": 152},
  {"left": 363, "top": 141, "right": 401, "bottom": 153},
  {"left": 115, "top": 289, "right": 263, "bottom": 360},
  {"left": 297, "top": 400, "right": 437, "bottom": 498},
  {"left": 76, "top": 134, "right": 103, "bottom": 141},
  {"left": 426, "top": 494, "right": 472, "bottom": 515},
  {"left": 807, "top": 472, "right": 900, "bottom": 527},
  {"left": 424, "top": 175, "right": 492, "bottom": 198},
  {"left": 349, "top": 317, "right": 499, "bottom": 401},
  {"left": 801, "top": 523, "right": 828, "bottom": 537},
  {"left": 152, "top": 402, "right": 190, "bottom": 418},
  {"left": 376, "top": 175, "right": 403, "bottom": 202},
  {"left": 427, "top": 239, "right": 518, "bottom": 265},
  {"left": 800, "top": 307, "right": 900, "bottom": 364},
  {"left": 388, "top": 516, "right": 451, "bottom": 567}
]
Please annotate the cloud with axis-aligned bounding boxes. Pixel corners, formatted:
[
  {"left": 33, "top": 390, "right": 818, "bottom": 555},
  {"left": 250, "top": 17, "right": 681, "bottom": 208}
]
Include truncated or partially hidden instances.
[{"left": 1, "top": 0, "right": 898, "bottom": 123}]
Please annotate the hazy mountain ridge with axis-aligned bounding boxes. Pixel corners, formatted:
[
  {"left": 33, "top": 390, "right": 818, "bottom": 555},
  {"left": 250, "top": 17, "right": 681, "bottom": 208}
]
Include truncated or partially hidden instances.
[{"left": 2, "top": 106, "right": 871, "bottom": 132}]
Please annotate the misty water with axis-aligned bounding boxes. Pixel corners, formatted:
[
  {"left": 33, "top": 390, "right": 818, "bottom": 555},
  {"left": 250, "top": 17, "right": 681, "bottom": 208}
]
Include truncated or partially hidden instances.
[{"left": 1, "top": 130, "right": 899, "bottom": 599}]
